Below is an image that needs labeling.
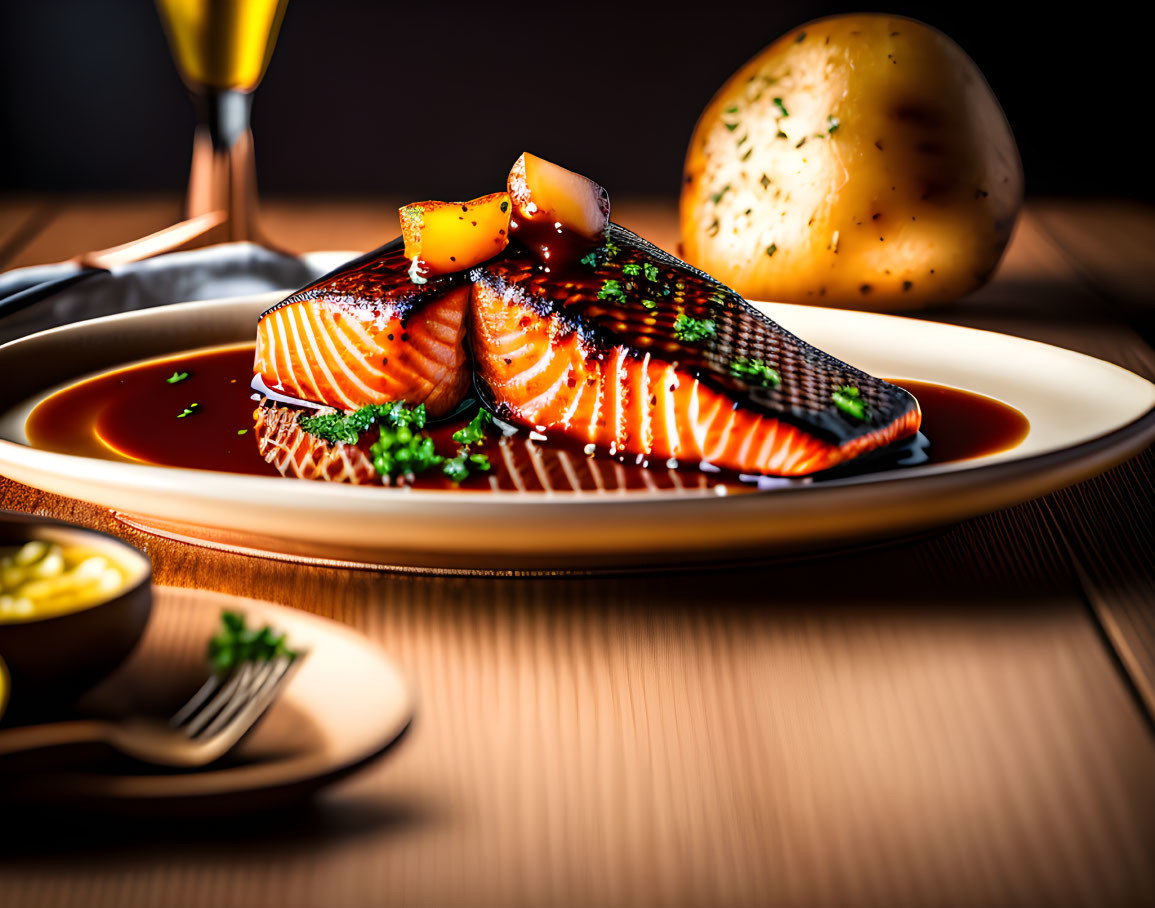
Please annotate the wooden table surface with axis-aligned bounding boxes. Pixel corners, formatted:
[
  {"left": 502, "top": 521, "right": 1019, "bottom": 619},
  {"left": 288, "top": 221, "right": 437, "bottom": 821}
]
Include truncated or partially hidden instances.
[{"left": 1, "top": 196, "right": 1154, "bottom": 908}]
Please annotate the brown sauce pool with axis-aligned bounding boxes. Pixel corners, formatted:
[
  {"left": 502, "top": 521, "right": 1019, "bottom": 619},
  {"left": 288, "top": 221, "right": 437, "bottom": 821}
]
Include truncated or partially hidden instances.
[{"left": 24, "top": 344, "right": 1030, "bottom": 492}]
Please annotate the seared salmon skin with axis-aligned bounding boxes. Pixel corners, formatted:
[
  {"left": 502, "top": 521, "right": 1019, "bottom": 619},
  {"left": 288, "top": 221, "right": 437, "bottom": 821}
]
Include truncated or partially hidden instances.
[
  {"left": 254, "top": 242, "right": 471, "bottom": 418},
  {"left": 470, "top": 225, "right": 920, "bottom": 476}
]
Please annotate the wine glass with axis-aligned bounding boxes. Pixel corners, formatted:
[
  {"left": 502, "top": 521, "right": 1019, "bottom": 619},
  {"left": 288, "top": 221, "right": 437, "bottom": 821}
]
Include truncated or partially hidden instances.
[{"left": 155, "top": 0, "right": 290, "bottom": 247}]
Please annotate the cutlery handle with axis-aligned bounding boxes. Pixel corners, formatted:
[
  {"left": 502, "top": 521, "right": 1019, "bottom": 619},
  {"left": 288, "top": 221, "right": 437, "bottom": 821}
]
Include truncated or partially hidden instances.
[{"left": 0, "top": 719, "right": 107, "bottom": 758}]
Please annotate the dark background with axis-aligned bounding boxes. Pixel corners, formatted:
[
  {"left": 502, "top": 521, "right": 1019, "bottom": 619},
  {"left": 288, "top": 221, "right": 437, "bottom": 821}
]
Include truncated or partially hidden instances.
[{"left": 1, "top": 1, "right": 1148, "bottom": 201}]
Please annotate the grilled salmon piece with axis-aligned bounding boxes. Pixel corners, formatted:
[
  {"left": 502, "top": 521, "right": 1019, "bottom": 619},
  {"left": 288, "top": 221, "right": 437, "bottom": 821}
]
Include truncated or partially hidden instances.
[
  {"left": 471, "top": 224, "right": 920, "bottom": 476},
  {"left": 254, "top": 241, "right": 471, "bottom": 418}
]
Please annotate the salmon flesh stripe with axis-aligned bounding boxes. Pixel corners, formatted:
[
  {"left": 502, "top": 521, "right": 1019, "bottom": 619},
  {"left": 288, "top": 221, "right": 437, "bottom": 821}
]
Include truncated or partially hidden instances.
[{"left": 255, "top": 227, "right": 921, "bottom": 477}]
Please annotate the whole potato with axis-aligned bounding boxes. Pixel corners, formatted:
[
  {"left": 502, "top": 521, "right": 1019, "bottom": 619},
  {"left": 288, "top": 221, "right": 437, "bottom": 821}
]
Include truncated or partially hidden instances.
[{"left": 680, "top": 15, "right": 1022, "bottom": 309}]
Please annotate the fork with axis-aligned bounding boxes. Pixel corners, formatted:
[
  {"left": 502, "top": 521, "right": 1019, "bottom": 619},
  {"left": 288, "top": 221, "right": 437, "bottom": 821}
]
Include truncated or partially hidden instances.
[{"left": 0, "top": 652, "right": 304, "bottom": 769}]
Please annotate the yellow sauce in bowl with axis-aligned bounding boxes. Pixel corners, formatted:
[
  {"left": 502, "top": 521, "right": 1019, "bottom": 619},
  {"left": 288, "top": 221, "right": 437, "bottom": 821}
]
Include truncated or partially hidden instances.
[{"left": 0, "top": 540, "right": 131, "bottom": 622}]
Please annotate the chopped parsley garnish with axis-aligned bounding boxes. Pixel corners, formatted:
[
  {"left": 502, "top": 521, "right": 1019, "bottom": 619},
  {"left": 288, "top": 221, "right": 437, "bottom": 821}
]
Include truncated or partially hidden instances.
[
  {"left": 299, "top": 401, "right": 425, "bottom": 446},
  {"left": 730, "top": 356, "right": 781, "bottom": 388},
  {"left": 166, "top": 371, "right": 190, "bottom": 384},
  {"left": 643, "top": 263, "right": 660, "bottom": 283},
  {"left": 443, "top": 451, "right": 492, "bottom": 483},
  {"left": 795, "top": 31, "right": 807, "bottom": 42},
  {"left": 724, "top": 122, "right": 740, "bottom": 132},
  {"left": 674, "top": 314, "right": 716, "bottom": 343},
  {"left": 452, "top": 408, "right": 491, "bottom": 447},
  {"left": 765, "top": 243, "right": 778, "bottom": 257},
  {"left": 772, "top": 97, "right": 789, "bottom": 118},
  {"left": 833, "top": 385, "right": 868, "bottom": 420},
  {"left": 711, "top": 184, "right": 731, "bottom": 205},
  {"left": 621, "top": 263, "right": 641, "bottom": 277},
  {"left": 370, "top": 421, "right": 441, "bottom": 480},
  {"left": 724, "top": 104, "right": 740, "bottom": 114},
  {"left": 826, "top": 115, "right": 840, "bottom": 134},
  {"left": 641, "top": 298, "right": 659, "bottom": 310},
  {"left": 598, "top": 279, "right": 628, "bottom": 304},
  {"left": 208, "top": 610, "right": 296, "bottom": 676},
  {"left": 237, "top": 429, "right": 248, "bottom": 435},
  {"left": 177, "top": 403, "right": 199, "bottom": 419},
  {"left": 445, "top": 408, "right": 493, "bottom": 482},
  {"left": 299, "top": 401, "right": 492, "bottom": 484}
]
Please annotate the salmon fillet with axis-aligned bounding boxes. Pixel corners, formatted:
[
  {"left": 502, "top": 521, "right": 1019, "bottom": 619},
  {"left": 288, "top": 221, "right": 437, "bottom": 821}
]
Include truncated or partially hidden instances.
[
  {"left": 254, "top": 227, "right": 920, "bottom": 478},
  {"left": 470, "top": 225, "right": 920, "bottom": 476},
  {"left": 254, "top": 244, "right": 471, "bottom": 418}
]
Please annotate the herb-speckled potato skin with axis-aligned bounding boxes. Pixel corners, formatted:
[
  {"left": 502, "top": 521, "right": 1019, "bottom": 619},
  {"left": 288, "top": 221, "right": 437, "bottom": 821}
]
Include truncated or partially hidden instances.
[{"left": 680, "top": 15, "right": 1023, "bottom": 310}]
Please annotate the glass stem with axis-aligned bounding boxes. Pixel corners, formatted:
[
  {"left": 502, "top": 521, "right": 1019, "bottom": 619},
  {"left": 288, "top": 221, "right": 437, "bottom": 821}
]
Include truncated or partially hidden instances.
[{"left": 186, "top": 87, "right": 262, "bottom": 243}]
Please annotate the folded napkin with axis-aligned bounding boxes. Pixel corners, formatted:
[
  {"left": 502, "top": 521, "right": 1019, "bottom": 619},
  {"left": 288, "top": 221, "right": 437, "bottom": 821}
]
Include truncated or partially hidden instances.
[{"left": 0, "top": 243, "right": 336, "bottom": 345}]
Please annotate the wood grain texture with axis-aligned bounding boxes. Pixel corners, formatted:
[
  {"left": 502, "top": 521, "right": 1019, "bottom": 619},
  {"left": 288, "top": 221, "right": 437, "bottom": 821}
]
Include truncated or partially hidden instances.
[
  {"left": 1, "top": 197, "right": 1154, "bottom": 908},
  {"left": 3, "top": 195, "right": 182, "bottom": 269},
  {"left": 0, "top": 197, "right": 55, "bottom": 268}
]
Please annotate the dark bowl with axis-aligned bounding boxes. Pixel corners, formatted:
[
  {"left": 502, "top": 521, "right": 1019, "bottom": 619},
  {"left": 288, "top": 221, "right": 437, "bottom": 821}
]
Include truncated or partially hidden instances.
[{"left": 0, "top": 512, "right": 151, "bottom": 720}]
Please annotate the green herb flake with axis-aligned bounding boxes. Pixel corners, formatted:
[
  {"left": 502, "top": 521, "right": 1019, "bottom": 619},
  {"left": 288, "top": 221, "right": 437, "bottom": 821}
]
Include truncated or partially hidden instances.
[
  {"left": 674, "top": 314, "right": 716, "bottom": 343},
  {"left": 795, "top": 31, "right": 807, "bottom": 43},
  {"left": 832, "top": 385, "right": 869, "bottom": 420},
  {"left": 641, "top": 298, "right": 659, "bottom": 310},
  {"left": 765, "top": 243, "right": 778, "bottom": 257},
  {"left": 444, "top": 408, "right": 493, "bottom": 482},
  {"left": 207, "top": 610, "right": 296, "bottom": 676},
  {"left": 643, "top": 263, "right": 660, "bottom": 282},
  {"left": 166, "top": 371, "right": 190, "bottom": 385},
  {"left": 443, "top": 451, "right": 491, "bottom": 483},
  {"left": 723, "top": 122, "right": 740, "bottom": 132},
  {"left": 621, "top": 263, "right": 642, "bottom": 277},
  {"left": 827, "top": 115, "right": 840, "bottom": 134},
  {"left": 176, "top": 403, "right": 200, "bottom": 419},
  {"left": 237, "top": 429, "right": 248, "bottom": 435},
  {"left": 711, "top": 183, "right": 731, "bottom": 205},
  {"left": 579, "top": 240, "right": 620, "bottom": 269},
  {"left": 730, "top": 356, "right": 781, "bottom": 388},
  {"left": 598, "top": 279, "right": 628, "bottom": 304},
  {"left": 724, "top": 105, "right": 740, "bottom": 114},
  {"left": 452, "top": 409, "right": 492, "bottom": 447},
  {"left": 772, "top": 97, "right": 789, "bottom": 118}
]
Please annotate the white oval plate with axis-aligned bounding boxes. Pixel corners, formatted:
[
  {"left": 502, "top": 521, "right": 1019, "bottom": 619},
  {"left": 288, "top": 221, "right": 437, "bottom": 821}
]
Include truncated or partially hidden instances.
[{"left": 0, "top": 293, "right": 1152, "bottom": 571}]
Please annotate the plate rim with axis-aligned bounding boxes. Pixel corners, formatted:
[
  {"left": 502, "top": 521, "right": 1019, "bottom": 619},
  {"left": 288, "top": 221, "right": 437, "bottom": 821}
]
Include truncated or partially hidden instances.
[{"left": 1, "top": 292, "right": 1153, "bottom": 567}]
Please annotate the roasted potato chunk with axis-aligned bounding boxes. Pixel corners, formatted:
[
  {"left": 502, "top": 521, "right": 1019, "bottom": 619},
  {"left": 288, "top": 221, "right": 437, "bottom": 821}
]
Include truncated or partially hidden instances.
[
  {"left": 400, "top": 192, "right": 511, "bottom": 281},
  {"left": 507, "top": 152, "right": 611, "bottom": 253}
]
